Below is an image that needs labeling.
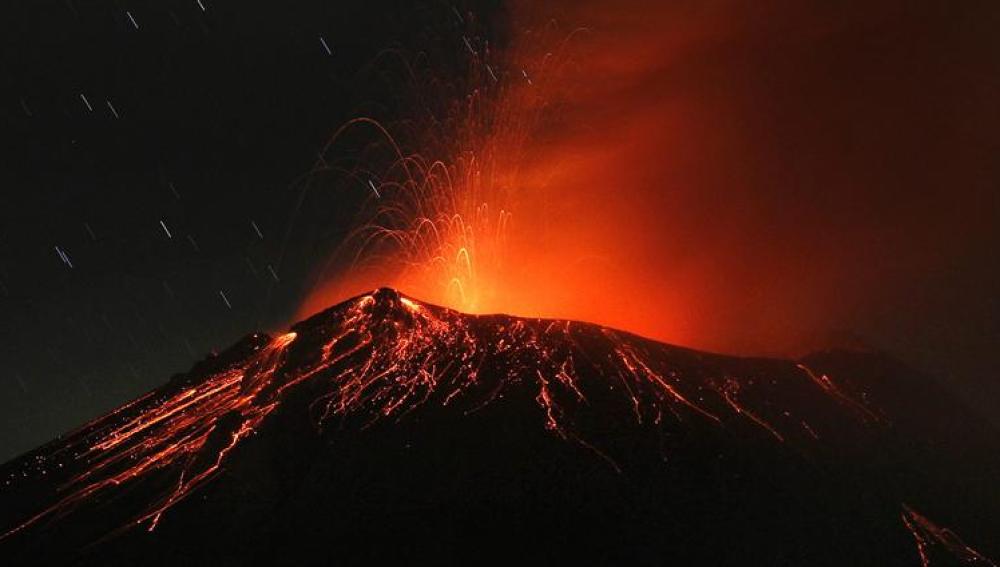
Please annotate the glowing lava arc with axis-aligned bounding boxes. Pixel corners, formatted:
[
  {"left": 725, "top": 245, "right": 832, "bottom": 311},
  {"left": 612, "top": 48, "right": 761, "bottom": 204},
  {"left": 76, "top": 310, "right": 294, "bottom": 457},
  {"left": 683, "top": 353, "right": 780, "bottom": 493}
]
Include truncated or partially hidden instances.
[{"left": 0, "top": 289, "right": 995, "bottom": 566}]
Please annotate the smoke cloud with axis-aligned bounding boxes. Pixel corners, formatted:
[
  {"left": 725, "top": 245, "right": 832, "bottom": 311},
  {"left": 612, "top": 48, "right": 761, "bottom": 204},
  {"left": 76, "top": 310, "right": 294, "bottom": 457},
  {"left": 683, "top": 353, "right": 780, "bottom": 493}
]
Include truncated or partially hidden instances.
[{"left": 304, "top": 1, "right": 999, "bottom": 363}]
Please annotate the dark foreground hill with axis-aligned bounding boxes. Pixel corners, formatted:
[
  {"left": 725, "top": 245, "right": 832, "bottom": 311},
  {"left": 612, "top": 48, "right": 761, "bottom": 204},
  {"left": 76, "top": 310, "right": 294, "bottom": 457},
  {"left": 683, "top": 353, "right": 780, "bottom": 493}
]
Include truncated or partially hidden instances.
[{"left": 1, "top": 288, "right": 997, "bottom": 565}]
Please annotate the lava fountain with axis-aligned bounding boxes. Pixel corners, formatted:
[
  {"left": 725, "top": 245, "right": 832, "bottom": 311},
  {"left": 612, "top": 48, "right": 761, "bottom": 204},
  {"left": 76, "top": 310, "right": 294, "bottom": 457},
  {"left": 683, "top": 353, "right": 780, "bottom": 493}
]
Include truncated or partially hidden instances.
[{"left": 296, "top": 14, "right": 572, "bottom": 322}]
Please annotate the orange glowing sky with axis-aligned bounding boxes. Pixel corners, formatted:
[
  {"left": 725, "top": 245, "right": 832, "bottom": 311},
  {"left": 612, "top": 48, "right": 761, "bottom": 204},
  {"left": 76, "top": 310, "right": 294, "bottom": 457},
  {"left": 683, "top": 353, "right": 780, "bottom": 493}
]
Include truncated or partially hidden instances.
[{"left": 301, "top": 0, "right": 998, "bottom": 359}]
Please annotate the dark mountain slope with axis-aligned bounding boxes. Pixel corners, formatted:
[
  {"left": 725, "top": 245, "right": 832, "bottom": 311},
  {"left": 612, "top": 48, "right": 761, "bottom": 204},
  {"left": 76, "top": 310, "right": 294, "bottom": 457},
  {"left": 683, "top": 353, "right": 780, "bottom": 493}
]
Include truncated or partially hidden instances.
[{"left": 1, "top": 288, "right": 995, "bottom": 565}]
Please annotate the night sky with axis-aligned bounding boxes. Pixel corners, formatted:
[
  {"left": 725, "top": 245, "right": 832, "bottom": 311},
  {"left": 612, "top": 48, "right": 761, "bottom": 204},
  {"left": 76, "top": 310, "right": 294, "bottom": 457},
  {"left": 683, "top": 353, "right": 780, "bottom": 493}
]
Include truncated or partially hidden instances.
[{"left": 1, "top": 0, "right": 998, "bottom": 463}]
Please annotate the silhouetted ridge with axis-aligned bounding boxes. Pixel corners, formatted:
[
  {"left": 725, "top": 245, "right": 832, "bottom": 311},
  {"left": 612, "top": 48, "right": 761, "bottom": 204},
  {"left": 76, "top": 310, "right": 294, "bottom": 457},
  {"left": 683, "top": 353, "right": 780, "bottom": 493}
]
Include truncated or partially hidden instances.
[{"left": 0, "top": 289, "right": 996, "bottom": 566}]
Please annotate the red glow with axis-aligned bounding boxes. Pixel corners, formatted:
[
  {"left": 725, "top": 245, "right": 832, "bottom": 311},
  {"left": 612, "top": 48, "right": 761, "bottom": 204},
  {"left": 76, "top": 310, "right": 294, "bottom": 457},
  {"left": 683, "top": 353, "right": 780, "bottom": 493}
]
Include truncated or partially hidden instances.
[{"left": 300, "top": 1, "right": 996, "bottom": 359}]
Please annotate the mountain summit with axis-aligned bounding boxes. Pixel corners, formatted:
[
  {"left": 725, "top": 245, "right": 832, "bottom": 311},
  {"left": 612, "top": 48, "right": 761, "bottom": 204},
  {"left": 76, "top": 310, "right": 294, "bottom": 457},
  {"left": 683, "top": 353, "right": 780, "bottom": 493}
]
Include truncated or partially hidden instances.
[{"left": 1, "top": 288, "right": 997, "bottom": 565}]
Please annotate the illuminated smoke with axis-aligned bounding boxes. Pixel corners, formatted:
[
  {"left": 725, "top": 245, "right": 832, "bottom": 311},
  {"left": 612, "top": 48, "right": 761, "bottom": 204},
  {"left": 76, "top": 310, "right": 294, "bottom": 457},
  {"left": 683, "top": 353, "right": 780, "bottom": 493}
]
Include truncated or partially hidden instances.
[{"left": 301, "top": 1, "right": 998, "bottom": 360}]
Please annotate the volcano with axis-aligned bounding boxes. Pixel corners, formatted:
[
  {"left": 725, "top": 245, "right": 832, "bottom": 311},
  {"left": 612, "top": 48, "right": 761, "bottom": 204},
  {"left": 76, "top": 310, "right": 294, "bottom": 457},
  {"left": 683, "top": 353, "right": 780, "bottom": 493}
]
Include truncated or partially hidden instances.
[{"left": 1, "top": 288, "right": 996, "bottom": 565}]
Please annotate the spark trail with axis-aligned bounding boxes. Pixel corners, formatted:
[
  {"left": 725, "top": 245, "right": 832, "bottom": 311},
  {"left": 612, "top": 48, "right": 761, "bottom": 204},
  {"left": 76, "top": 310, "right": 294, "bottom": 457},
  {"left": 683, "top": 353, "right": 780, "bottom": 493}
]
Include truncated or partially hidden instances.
[{"left": 298, "top": 21, "right": 579, "bottom": 319}]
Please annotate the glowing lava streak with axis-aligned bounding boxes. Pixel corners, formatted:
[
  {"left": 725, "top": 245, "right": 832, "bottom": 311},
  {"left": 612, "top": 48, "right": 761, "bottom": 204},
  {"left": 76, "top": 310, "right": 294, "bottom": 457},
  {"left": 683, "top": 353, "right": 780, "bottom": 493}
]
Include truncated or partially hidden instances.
[
  {"left": 2, "top": 332, "right": 298, "bottom": 539},
  {"left": 900, "top": 504, "right": 996, "bottom": 567}
]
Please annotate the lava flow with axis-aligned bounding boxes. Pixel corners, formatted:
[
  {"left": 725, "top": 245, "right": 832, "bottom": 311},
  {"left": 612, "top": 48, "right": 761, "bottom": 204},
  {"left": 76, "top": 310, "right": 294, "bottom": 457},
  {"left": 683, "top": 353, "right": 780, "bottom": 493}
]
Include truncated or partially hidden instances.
[
  {"left": 1, "top": 330, "right": 298, "bottom": 539},
  {"left": 1, "top": 288, "right": 865, "bottom": 535},
  {"left": 1, "top": 289, "right": 996, "bottom": 565}
]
